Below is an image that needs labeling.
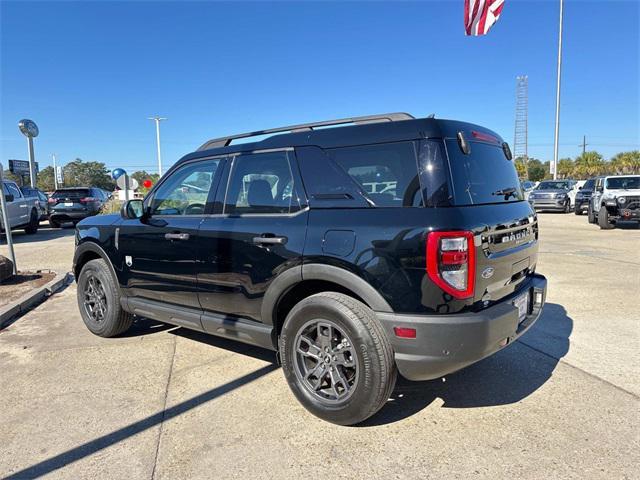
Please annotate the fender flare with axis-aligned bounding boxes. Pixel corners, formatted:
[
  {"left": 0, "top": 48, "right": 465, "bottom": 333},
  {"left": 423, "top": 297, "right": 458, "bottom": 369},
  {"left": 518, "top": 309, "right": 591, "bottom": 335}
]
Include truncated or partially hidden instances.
[
  {"left": 260, "top": 263, "right": 393, "bottom": 326},
  {"left": 73, "top": 241, "right": 119, "bottom": 286}
]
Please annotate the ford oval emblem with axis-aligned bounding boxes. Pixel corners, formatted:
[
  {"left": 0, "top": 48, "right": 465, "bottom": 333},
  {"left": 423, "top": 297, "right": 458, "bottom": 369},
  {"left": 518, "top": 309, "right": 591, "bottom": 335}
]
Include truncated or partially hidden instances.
[{"left": 481, "top": 267, "right": 495, "bottom": 279}]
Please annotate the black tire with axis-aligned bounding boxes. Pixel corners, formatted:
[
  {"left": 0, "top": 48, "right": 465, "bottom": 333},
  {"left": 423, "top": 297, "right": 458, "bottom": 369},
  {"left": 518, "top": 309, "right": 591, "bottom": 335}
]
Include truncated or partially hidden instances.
[
  {"left": 598, "top": 205, "right": 614, "bottom": 230},
  {"left": 49, "top": 218, "right": 61, "bottom": 228},
  {"left": 77, "top": 258, "right": 133, "bottom": 337},
  {"left": 587, "top": 204, "right": 596, "bottom": 224},
  {"left": 574, "top": 205, "right": 582, "bottom": 215},
  {"left": 564, "top": 199, "right": 571, "bottom": 213},
  {"left": 279, "top": 292, "right": 397, "bottom": 425},
  {"left": 24, "top": 209, "right": 39, "bottom": 234}
]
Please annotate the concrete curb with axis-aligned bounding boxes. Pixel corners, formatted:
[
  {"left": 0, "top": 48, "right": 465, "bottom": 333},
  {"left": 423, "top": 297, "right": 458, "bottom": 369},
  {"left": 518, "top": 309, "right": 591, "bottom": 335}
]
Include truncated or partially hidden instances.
[{"left": 0, "top": 271, "right": 73, "bottom": 329}]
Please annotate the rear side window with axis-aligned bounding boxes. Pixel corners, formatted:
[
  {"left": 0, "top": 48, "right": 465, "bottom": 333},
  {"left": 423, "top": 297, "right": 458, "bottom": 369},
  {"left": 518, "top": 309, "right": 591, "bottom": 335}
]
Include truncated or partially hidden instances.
[
  {"left": 445, "top": 140, "right": 523, "bottom": 205},
  {"left": 224, "top": 151, "right": 300, "bottom": 215},
  {"left": 327, "top": 142, "right": 423, "bottom": 207}
]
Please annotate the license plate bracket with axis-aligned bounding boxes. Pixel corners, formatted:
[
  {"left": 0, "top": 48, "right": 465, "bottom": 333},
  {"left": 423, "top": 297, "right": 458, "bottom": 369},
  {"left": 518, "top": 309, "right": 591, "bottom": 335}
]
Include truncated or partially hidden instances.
[{"left": 513, "top": 291, "right": 530, "bottom": 324}]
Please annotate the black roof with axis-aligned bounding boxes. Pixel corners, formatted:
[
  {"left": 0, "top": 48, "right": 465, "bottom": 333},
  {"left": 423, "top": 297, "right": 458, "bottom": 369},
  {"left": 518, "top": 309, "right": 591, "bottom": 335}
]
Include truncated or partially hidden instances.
[{"left": 176, "top": 113, "right": 505, "bottom": 168}]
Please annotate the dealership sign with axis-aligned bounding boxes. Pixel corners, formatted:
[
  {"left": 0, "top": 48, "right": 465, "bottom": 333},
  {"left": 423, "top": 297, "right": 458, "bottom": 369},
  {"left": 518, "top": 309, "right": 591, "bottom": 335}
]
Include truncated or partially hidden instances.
[{"left": 8, "top": 159, "right": 39, "bottom": 176}]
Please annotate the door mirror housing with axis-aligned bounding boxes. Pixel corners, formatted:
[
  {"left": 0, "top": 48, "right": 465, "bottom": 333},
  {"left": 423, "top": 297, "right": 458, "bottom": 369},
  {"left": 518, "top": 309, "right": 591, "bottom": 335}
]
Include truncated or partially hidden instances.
[
  {"left": 4, "top": 194, "right": 14, "bottom": 203},
  {"left": 121, "top": 199, "right": 145, "bottom": 220},
  {"left": 596, "top": 185, "right": 604, "bottom": 192}
]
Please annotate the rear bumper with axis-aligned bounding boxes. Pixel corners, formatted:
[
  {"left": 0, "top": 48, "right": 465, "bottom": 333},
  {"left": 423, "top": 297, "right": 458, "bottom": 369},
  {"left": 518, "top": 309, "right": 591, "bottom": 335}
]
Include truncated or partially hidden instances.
[
  {"left": 376, "top": 274, "right": 547, "bottom": 381},
  {"left": 50, "top": 211, "right": 93, "bottom": 222}
]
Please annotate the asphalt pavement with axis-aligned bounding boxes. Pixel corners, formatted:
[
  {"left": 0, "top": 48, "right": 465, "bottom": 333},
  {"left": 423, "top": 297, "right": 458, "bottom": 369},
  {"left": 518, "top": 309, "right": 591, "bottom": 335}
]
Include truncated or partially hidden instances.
[{"left": 0, "top": 214, "right": 638, "bottom": 479}]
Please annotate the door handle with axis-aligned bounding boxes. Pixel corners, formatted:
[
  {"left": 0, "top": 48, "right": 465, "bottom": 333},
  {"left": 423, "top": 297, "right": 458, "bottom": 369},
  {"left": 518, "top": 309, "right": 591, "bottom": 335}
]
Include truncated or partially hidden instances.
[
  {"left": 253, "top": 235, "right": 287, "bottom": 245},
  {"left": 165, "top": 232, "right": 190, "bottom": 241}
]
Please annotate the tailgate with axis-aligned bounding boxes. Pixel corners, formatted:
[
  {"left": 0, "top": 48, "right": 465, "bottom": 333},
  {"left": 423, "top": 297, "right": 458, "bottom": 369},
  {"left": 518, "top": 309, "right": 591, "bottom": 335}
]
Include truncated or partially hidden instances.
[{"left": 474, "top": 214, "right": 538, "bottom": 304}]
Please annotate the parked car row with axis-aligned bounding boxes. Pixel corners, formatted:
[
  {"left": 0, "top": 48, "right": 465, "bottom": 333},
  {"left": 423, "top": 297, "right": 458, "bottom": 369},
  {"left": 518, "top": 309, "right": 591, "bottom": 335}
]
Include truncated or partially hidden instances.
[
  {"left": 526, "top": 174, "right": 640, "bottom": 230},
  {"left": 1, "top": 184, "right": 111, "bottom": 234}
]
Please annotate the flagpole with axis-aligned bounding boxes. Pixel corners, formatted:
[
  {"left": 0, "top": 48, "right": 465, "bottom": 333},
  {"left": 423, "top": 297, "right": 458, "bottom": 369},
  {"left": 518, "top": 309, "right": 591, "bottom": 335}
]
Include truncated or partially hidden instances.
[{"left": 552, "top": 0, "right": 564, "bottom": 180}]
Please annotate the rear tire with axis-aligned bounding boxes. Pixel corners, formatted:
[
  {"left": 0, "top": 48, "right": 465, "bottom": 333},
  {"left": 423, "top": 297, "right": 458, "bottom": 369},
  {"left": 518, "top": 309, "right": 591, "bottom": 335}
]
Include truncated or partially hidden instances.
[
  {"left": 49, "top": 218, "right": 61, "bottom": 228},
  {"left": 77, "top": 258, "right": 133, "bottom": 337},
  {"left": 279, "top": 292, "right": 396, "bottom": 426},
  {"left": 24, "top": 209, "right": 39, "bottom": 234},
  {"left": 598, "top": 205, "right": 614, "bottom": 230}
]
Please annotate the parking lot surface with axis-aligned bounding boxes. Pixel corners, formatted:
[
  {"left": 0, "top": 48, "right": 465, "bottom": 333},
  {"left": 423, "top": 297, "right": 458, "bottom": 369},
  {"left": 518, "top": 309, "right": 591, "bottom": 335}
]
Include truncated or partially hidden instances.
[{"left": 1, "top": 214, "right": 638, "bottom": 479}]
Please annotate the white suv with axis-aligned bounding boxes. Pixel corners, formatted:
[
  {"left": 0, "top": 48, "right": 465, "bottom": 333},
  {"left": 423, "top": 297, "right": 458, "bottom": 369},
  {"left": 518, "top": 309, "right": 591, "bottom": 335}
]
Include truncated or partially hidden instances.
[{"left": 588, "top": 175, "right": 640, "bottom": 229}]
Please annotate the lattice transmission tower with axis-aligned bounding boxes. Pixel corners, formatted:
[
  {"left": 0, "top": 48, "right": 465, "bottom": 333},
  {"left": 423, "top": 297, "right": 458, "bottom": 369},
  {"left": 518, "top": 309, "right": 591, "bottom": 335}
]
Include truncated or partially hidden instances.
[{"left": 514, "top": 76, "right": 528, "bottom": 162}]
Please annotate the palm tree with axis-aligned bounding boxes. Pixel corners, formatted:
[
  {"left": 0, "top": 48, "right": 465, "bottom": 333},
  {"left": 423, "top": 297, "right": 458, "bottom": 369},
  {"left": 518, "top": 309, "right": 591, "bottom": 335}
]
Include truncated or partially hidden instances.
[
  {"left": 574, "top": 151, "right": 605, "bottom": 177},
  {"left": 610, "top": 151, "right": 640, "bottom": 174},
  {"left": 557, "top": 158, "right": 575, "bottom": 179}
]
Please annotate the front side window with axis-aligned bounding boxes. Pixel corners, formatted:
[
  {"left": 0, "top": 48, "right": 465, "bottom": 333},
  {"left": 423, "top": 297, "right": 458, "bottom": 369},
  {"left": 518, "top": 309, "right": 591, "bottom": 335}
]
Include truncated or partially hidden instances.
[
  {"left": 151, "top": 159, "right": 221, "bottom": 215},
  {"left": 224, "top": 151, "right": 299, "bottom": 214},
  {"left": 5, "top": 182, "right": 21, "bottom": 200}
]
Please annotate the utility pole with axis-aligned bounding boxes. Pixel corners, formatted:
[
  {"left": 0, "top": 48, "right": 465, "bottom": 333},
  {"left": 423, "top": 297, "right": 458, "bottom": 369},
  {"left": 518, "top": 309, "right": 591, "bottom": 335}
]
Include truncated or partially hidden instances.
[
  {"left": 52, "top": 154, "right": 58, "bottom": 190},
  {"left": 148, "top": 117, "right": 167, "bottom": 177},
  {"left": 579, "top": 135, "right": 588, "bottom": 156},
  {"left": 552, "top": 0, "right": 564, "bottom": 180}
]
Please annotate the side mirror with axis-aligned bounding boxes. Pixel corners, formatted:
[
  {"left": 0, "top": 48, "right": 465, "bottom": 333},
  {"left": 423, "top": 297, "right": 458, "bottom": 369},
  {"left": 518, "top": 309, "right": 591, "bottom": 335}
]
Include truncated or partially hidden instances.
[
  {"left": 121, "top": 199, "right": 145, "bottom": 220},
  {"left": 5, "top": 194, "right": 14, "bottom": 202},
  {"left": 578, "top": 186, "right": 582, "bottom": 190},
  {"left": 596, "top": 185, "right": 603, "bottom": 192}
]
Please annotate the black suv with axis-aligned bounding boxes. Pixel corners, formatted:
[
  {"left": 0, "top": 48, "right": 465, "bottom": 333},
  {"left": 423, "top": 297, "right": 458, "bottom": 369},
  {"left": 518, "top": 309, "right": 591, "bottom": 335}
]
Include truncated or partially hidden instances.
[
  {"left": 49, "top": 187, "right": 108, "bottom": 227},
  {"left": 73, "top": 113, "right": 547, "bottom": 425},
  {"left": 574, "top": 177, "right": 599, "bottom": 215}
]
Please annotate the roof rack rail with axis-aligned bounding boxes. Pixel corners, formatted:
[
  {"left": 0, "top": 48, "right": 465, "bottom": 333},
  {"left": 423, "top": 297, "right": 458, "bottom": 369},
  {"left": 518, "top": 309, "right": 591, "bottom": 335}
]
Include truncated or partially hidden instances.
[{"left": 197, "top": 112, "right": 415, "bottom": 151}]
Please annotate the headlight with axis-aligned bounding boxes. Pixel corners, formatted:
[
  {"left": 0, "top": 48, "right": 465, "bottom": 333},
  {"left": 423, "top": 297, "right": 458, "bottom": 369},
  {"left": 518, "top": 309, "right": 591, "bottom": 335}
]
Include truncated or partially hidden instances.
[
  {"left": 618, "top": 197, "right": 626, "bottom": 204},
  {"left": 555, "top": 193, "right": 566, "bottom": 198}
]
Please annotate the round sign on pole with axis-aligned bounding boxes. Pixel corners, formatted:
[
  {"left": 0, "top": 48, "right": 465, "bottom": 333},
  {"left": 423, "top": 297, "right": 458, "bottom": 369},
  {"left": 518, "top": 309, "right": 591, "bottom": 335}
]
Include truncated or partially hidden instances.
[
  {"left": 143, "top": 179, "right": 153, "bottom": 189},
  {"left": 18, "top": 119, "right": 39, "bottom": 138},
  {"left": 116, "top": 175, "right": 139, "bottom": 191},
  {"left": 111, "top": 168, "right": 126, "bottom": 180}
]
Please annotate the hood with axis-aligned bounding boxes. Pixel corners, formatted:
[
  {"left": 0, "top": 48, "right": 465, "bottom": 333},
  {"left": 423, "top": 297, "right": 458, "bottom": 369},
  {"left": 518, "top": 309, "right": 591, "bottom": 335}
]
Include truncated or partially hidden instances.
[{"left": 603, "top": 188, "right": 640, "bottom": 198}]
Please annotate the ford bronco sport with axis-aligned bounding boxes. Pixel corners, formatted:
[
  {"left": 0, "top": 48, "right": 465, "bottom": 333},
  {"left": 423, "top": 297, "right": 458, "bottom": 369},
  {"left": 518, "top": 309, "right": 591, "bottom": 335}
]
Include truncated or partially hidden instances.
[{"left": 73, "top": 113, "right": 547, "bottom": 425}]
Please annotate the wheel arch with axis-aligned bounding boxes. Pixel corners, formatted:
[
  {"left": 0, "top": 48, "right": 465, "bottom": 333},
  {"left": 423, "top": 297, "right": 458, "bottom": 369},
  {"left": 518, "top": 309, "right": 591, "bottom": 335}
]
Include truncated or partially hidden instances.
[
  {"left": 73, "top": 241, "right": 119, "bottom": 286},
  {"left": 262, "top": 263, "right": 393, "bottom": 347}
]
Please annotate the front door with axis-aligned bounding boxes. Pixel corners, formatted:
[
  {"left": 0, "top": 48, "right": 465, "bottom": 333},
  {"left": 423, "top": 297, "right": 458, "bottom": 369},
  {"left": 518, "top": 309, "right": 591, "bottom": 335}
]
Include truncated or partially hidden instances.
[
  {"left": 197, "top": 150, "right": 307, "bottom": 324},
  {"left": 3, "top": 182, "right": 28, "bottom": 228},
  {"left": 118, "top": 157, "right": 225, "bottom": 309}
]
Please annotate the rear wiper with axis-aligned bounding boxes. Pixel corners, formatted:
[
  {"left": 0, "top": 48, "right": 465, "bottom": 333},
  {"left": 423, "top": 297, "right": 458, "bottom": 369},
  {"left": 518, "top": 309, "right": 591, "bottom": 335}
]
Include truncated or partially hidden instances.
[{"left": 492, "top": 187, "right": 517, "bottom": 199}]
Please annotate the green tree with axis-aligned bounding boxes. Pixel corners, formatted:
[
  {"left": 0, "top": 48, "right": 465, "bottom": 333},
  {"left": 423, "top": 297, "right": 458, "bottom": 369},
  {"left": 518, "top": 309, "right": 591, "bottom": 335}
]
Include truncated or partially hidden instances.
[
  {"left": 557, "top": 158, "right": 575, "bottom": 179},
  {"left": 514, "top": 157, "right": 528, "bottom": 179},
  {"left": 36, "top": 166, "right": 55, "bottom": 191},
  {"left": 610, "top": 151, "right": 640, "bottom": 175},
  {"left": 527, "top": 159, "right": 547, "bottom": 182},
  {"left": 63, "top": 159, "right": 115, "bottom": 190},
  {"left": 574, "top": 151, "right": 605, "bottom": 177}
]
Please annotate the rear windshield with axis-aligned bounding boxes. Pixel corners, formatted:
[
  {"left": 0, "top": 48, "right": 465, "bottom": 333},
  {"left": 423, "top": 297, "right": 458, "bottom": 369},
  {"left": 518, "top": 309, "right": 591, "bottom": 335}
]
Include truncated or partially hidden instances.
[
  {"left": 445, "top": 140, "right": 523, "bottom": 205},
  {"left": 52, "top": 189, "right": 90, "bottom": 199},
  {"left": 606, "top": 177, "right": 640, "bottom": 189}
]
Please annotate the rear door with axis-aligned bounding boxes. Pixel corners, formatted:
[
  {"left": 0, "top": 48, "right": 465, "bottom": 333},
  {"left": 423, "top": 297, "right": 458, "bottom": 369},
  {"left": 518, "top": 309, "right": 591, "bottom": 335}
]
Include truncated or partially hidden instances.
[
  {"left": 197, "top": 149, "right": 307, "bottom": 324},
  {"left": 118, "top": 157, "right": 225, "bottom": 311}
]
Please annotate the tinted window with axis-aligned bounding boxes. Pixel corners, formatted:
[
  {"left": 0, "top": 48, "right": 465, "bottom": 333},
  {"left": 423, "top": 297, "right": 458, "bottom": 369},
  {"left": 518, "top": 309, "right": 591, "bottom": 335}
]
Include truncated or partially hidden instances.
[
  {"left": 327, "top": 142, "right": 422, "bottom": 207},
  {"left": 224, "top": 151, "right": 299, "bottom": 214},
  {"left": 446, "top": 140, "right": 523, "bottom": 205},
  {"left": 582, "top": 179, "right": 595, "bottom": 190},
  {"left": 52, "top": 189, "right": 90, "bottom": 199},
  {"left": 606, "top": 176, "right": 640, "bottom": 190},
  {"left": 5, "top": 182, "right": 21, "bottom": 200},
  {"left": 151, "top": 159, "right": 221, "bottom": 215}
]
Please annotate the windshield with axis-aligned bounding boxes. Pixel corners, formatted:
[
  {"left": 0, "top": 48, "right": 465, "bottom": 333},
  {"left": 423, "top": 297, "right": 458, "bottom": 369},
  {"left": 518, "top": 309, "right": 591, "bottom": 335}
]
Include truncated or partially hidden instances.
[
  {"left": 605, "top": 177, "right": 640, "bottom": 190},
  {"left": 582, "top": 179, "right": 595, "bottom": 190},
  {"left": 536, "top": 180, "right": 571, "bottom": 190},
  {"left": 445, "top": 140, "right": 523, "bottom": 205}
]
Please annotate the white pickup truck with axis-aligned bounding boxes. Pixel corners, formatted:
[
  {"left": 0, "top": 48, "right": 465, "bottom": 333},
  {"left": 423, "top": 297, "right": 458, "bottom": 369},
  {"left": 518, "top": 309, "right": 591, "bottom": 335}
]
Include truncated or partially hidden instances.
[{"left": 1, "top": 180, "right": 41, "bottom": 234}]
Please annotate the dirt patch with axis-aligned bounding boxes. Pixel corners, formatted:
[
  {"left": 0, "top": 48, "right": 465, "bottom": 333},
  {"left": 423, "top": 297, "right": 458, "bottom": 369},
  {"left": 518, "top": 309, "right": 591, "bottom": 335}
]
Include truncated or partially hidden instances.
[{"left": 0, "top": 272, "right": 56, "bottom": 308}]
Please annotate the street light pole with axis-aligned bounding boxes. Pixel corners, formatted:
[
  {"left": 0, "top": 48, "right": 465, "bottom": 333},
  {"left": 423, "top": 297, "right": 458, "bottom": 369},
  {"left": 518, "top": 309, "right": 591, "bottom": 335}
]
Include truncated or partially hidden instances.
[
  {"left": 52, "top": 153, "right": 58, "bottom": 190},
  {"left": 552, "top": 0, "right": 564, "bottom": 180},
  {"left": 148, "top": 117, "right": 167, "bottom": 177}
]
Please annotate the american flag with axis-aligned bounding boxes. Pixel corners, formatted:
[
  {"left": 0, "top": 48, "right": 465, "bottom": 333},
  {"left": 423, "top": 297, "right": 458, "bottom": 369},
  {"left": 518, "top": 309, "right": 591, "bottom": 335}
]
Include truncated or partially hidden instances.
[{"left": 465, "top": 0, "right": 505, "bottom": 36}]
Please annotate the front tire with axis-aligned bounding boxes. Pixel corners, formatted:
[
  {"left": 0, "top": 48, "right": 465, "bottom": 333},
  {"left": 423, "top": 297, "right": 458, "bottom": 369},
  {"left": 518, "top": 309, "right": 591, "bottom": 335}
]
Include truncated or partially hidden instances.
[
  {"left": 49, "top": 218, "right": 61, "bottom": 228},
  {"left": 279, "top": 292, "right": 396, "bottom": 425},
  {"left": 24, "top": 209, "right": 39, "bottom": 234},
  {"left": 598, "top": 205, "right": 614, "bottom": 230},
  {"left": 588, "top": 204, "right": 596, "bottom": 224},
  {"left": 77, "top": 258, "right": 133, "bottom": 337}
]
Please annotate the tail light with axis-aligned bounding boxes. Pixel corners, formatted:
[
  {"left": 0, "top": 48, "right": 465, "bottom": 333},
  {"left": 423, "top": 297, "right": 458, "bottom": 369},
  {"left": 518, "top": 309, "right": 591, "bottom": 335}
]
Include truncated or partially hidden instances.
[
  {"left": 426, "top": 231, "right": 476, "bottom": 299},
  {"left": 80, "top": 197, "right": 97, "bottom": 203}
]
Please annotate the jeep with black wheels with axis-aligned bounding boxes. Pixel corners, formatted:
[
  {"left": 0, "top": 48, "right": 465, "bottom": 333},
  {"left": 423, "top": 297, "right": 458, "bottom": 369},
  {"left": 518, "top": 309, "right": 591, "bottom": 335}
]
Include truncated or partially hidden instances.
[
  {"left": 590, "top": 175, "right": 640, "bottom": 229},
  {"left": 73, "top": 113, "right": 547, "bottom": 425}
]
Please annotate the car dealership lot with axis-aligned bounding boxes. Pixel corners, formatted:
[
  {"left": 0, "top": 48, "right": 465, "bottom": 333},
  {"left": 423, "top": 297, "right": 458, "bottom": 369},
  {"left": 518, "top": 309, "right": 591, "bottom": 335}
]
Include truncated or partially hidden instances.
[{"left": 1, "top": 214, "right": 638, "bottom": 479}]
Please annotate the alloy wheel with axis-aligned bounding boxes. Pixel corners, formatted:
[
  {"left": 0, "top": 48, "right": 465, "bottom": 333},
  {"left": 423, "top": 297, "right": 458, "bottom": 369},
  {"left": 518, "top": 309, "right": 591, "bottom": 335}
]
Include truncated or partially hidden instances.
[
  {"left": 293, "top": 319, "right": 359, "bottom": 404},
  {"left": 83, "top": 274, "right": 107, "bottom": 323}
]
